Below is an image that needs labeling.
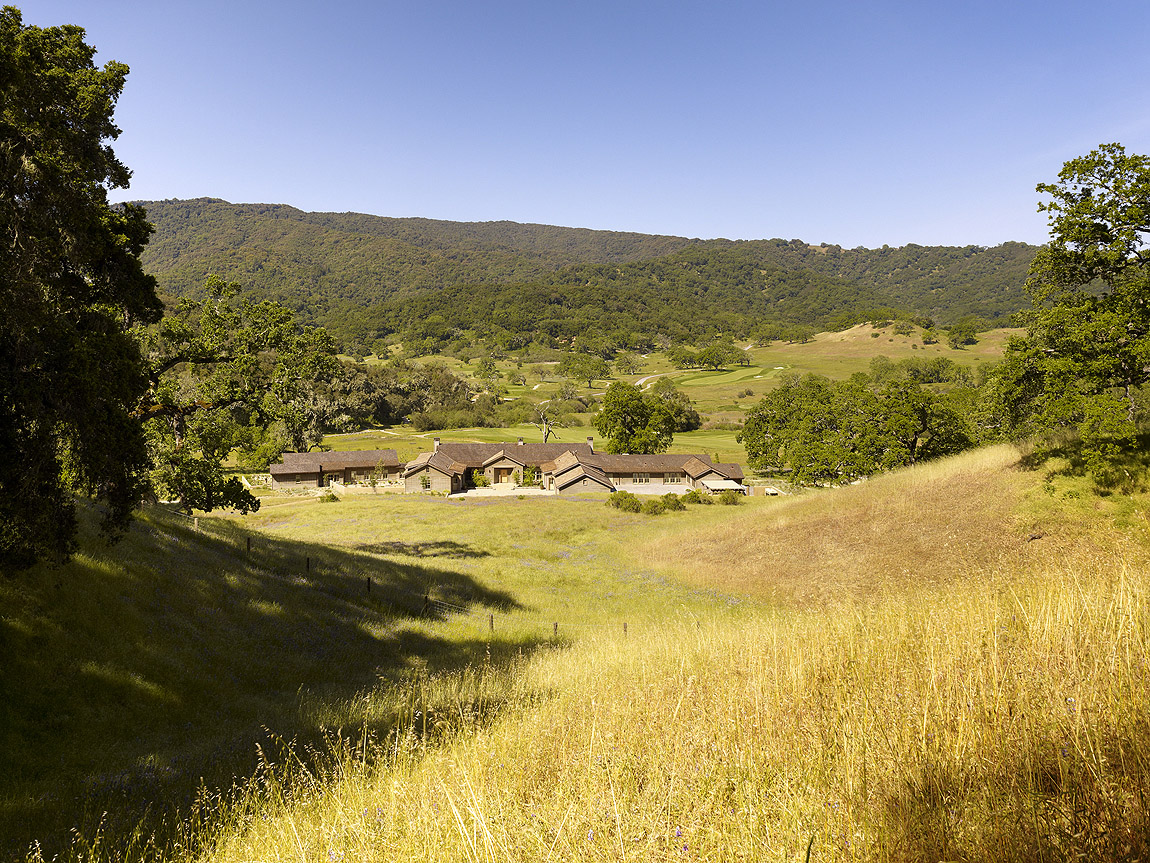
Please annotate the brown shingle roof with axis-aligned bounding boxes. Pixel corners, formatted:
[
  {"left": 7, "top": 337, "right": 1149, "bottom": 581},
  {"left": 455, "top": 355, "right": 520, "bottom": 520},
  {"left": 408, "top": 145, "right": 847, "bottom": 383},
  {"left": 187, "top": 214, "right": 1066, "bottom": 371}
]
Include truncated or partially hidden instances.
[
  {"left": 539, "top": 450, "right": 585, "bottom": 475},
  {"left": 432, "top": 442, "right": 592, "bottom": 468},
  {"left": 404, "top": 450, "right": 467, "bottom": 477},
  {"left": 582, "top": 453, "right": 715, "bottom": 475},
  {"left": 270, "top": 449, "right": 400, "bottom": 475},
  {"left": 556, "top": 464, "right": 613, "bottom": 491}
]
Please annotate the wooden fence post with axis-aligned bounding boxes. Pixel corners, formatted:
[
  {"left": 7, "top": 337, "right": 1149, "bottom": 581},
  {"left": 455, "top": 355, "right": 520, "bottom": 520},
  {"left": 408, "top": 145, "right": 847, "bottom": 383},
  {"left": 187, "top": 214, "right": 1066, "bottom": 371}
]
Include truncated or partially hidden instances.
[
  {"left": 623, "top": 621, "right": 628, "bottom": 636},
  {"left": 306, "top": 556, "right": 310, "bottom": 573},
  {"left": 553, "top": 622, "right": 558, "bottom": 637},
  {"left": 246, "top": 536, "right": 251, "bottom": 553},
  {"left": 365, "top": 576, "right": 371, "bottom": 594},
  {"left": 489, "top": 613, "right": 494, "bottom": 632}
]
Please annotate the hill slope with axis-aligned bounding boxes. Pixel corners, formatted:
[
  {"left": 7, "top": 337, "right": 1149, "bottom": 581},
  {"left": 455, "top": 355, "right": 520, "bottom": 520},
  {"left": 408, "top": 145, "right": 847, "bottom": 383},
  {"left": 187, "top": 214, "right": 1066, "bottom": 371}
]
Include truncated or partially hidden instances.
[{"left": 136, "top": 199, "right": 1038, "bottom": 346}]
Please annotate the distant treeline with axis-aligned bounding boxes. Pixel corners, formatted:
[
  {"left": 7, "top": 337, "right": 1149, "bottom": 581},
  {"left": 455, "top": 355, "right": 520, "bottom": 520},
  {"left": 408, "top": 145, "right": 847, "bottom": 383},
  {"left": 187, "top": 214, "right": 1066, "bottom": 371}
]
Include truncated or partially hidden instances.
[{"left": 137, "top": 199, "right": 1037, "bottom": 351}]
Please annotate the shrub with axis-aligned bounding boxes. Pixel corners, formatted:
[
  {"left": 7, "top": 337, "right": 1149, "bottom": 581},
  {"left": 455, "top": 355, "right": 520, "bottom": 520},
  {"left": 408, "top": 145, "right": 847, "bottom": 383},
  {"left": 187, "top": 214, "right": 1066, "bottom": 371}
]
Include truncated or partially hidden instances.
[
  {"left": 718, "top": 489, "right": 743, "bottom": 505},
  {"left": 661, "top": 492, "right": 686, "bottom": 511},
  {"left": 681, "top": 488, "right": 711, "bottom": 505},
  {"left": 640, "top": 498, "right": 666, "bottom": 516},
  {"left": 606, "top": 490, "right": 642, "bottom": 513},
  {"left": 318, "top": 491, "right": 339, "bottom": 503}
]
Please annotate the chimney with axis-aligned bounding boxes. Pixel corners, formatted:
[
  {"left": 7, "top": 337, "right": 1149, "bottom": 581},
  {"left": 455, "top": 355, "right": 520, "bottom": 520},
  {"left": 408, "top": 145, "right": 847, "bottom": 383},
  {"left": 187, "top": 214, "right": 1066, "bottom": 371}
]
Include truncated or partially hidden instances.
[
  {"left": 586, "top": 435, "right": 594, "bottom": 450},
  {"left": 433, "top": 437, "right": 440, "bottom": 452},
  {"left": 517, "top": 437, "right": 524, "bottom": 446}
]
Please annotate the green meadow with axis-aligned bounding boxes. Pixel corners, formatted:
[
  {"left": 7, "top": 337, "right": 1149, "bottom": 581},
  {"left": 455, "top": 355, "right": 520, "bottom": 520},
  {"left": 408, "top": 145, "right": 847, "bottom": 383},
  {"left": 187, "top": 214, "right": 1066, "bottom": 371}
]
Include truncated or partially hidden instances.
[{"left": 336, "top": 323, "right": 1015, "bottom": 464}]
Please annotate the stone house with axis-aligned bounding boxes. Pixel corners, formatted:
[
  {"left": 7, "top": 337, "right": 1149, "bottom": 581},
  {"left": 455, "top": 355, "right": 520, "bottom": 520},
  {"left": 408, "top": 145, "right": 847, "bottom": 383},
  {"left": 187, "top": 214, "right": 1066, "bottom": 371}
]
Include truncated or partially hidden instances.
[
  {"left": 268, "top": 449, "right": 403, "bottom": 488},
  {"left": 402, "top": 437, "right": 595, "bottom": 493}
]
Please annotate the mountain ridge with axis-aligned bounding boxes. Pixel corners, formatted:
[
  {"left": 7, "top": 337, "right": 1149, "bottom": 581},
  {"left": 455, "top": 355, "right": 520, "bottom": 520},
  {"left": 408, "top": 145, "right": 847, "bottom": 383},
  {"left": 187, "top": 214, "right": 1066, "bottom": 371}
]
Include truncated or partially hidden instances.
[{"left": 135, "top": 198, "right": 1039, "bottom": 348}]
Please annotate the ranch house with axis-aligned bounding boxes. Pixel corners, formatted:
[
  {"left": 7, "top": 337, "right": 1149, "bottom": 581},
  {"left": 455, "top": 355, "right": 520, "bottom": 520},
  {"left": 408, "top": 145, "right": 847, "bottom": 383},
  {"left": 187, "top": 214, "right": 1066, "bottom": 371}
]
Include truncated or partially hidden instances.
[{"left": 268, "top": 449, "right": 403, "bottom": 488}]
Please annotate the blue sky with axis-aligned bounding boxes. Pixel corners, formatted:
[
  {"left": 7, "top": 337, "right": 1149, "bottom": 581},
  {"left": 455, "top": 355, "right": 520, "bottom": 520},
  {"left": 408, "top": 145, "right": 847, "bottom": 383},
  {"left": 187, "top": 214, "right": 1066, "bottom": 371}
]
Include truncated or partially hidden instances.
[{"left": 23, "top": 0, "right": 1150, "bottom": 247}]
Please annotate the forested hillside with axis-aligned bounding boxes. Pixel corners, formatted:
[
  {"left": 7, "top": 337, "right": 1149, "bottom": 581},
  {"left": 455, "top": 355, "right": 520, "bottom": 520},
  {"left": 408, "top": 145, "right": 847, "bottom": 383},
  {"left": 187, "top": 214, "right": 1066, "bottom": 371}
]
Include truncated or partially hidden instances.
[{"left": 137, "top": 199, "right": 1038, "bottom": 349}]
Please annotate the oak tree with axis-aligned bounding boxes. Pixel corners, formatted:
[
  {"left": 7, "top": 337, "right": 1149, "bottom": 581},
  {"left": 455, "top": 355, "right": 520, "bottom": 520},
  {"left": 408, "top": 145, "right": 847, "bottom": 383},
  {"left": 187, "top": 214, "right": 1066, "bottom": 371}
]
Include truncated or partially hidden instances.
[
  {"left": 1, "top": 8, "right": 161, "bottom": 570},
  {"left": 995, "top": 143, "right": 1150, "bottom": 480}
]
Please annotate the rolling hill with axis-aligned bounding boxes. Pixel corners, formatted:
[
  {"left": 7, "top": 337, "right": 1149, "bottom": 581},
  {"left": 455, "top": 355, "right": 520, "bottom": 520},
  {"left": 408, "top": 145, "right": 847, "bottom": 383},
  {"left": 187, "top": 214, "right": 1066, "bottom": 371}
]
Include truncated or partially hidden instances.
[{"left": 136, "top": 199, "right": 1039, "bottom": 348}]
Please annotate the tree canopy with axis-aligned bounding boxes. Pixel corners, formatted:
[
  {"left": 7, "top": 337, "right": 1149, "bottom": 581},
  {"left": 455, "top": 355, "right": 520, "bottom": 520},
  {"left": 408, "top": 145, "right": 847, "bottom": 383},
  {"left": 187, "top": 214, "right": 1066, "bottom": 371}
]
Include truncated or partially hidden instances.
[
  {"left": 738, "top": 374, "right": 972, "bottom": 485},
  {"left": 994, "top": 143, "right": 1150, "bottom": 482},
  {"left": 592, "top": 382, "right": 677, "bottom": 454},
  {"left": 1, "top": 8, "right": 161, "bottom": 571}
]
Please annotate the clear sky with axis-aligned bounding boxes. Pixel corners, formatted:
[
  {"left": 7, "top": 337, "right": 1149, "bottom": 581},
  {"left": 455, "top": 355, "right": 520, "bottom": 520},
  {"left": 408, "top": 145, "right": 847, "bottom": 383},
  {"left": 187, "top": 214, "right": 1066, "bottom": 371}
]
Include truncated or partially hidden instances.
[{"left": 22, "top": 0, "right": 1150, "bottom": 248}]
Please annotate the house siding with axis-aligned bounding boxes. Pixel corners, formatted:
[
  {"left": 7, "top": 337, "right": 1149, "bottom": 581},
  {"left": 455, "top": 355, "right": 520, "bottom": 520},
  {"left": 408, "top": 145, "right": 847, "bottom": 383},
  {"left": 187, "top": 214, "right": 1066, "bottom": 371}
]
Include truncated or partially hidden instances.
[{"left": 404, "top": 467, "right": 457, "bottom": 494}]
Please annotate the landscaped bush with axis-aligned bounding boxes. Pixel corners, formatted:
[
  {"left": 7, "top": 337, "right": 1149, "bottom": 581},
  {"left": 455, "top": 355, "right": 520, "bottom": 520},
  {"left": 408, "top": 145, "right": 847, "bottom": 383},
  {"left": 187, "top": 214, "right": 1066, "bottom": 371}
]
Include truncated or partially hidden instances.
[
  {"left": 718, "top": 489, "right": 743, "bottom": 505},
  {"left": 661, "top": 492, "right": 686, "bottom": 511},
  {"left": 681, "top": 489, "right": 712, "bottom": 505},
  {"left": 640, "top": 498, "right": 666, "bottom": 516},
  {"left": 606, "top": 490, "right": 642, "bottom": 513}
]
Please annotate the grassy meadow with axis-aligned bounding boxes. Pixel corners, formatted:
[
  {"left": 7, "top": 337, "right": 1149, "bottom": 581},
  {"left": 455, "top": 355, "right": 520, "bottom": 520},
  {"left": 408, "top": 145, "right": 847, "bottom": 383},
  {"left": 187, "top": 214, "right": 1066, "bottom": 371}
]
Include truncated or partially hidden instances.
[
  {"left": 5, "top": 443, "right": 1150, "bottom": 861},
  {"left": 334, "top": 323, "right": 1018, "bottom": 465}
]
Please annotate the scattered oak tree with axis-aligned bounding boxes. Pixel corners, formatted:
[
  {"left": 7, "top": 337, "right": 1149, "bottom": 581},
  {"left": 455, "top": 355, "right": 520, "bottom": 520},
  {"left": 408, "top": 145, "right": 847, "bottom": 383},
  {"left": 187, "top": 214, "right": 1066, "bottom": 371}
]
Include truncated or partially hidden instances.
[
  {"left": 558, "top": 352, "right": 611, "bottom": 388},
  {"left": 136, "top": 277, "right": 344, "bottom": 513},
  {"left": 738, "top": 374, "right": 972, "bottom": 485}
]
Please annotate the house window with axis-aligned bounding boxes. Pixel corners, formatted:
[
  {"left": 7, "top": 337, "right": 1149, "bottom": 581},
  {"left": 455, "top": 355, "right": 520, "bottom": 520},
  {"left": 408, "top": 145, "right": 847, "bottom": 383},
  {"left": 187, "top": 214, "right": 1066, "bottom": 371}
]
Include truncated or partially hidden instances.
[
  {"left": 666, "top": 474, "right": 682, "bottom": 484},
  {"left": 633, "top": 473, "right": 650, "bottom": 484},
  {"left": 294, "top": 474, "right": 301, "bottom": 484}
]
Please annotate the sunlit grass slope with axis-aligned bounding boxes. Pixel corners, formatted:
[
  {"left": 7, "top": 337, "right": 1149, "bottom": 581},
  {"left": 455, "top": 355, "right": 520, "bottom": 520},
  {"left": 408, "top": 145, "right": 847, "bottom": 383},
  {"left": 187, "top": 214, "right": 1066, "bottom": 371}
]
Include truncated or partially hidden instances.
[
  {"left": 198, "top": 447, "right": 1150, "bottom": 863},
  {"left": 2, "top": 494, "right": 743, "bottom": 861}
]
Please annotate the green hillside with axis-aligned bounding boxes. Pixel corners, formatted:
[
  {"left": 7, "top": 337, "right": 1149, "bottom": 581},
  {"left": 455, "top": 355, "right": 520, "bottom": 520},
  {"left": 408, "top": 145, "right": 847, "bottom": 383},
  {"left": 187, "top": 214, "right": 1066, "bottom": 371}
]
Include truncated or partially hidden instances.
[{"left": 136, "top": 199, "right": 1038, "bottom": 349}]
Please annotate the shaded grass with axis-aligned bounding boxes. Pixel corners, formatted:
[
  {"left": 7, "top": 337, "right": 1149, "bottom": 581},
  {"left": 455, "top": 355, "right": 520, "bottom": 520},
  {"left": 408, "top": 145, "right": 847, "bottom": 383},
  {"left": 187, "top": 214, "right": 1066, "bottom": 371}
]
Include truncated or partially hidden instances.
[{"left": 1, "top": 494, "right": 740, "bottom": 861}]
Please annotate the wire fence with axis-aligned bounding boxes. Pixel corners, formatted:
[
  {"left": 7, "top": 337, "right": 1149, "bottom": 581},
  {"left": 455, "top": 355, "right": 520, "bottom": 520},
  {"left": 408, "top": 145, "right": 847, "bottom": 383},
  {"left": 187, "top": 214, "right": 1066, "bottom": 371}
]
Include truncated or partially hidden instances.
[{"left": 167, "top": 508, "right": 662, "bottom": 638}]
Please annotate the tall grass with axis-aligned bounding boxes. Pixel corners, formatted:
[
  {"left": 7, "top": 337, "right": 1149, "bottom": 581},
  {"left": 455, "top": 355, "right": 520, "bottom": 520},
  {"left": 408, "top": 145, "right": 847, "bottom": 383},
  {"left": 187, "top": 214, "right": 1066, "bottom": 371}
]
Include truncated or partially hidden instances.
[
  {"left": 206, "top": 545, "right": 1150, "bottom": 862},
  {"left": 17, "top": 445, "right": 1150, "bottom": 861}
]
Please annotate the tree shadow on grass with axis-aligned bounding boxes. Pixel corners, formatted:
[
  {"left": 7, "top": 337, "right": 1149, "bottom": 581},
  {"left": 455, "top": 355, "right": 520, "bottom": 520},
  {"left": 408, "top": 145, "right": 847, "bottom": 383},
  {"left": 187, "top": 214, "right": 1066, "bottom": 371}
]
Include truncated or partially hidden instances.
[
  {"left": 873, "top": 731, "right": 1150, "bottom": 861},
  {"left": 351, "top": 539, "right": 492, "bottom": 559},
  {"left": 0, "top": 504, "right": 544, "bottom": 862},
  {"left": 1018, "top": 430, "right": 1150, "bottom": 495}
]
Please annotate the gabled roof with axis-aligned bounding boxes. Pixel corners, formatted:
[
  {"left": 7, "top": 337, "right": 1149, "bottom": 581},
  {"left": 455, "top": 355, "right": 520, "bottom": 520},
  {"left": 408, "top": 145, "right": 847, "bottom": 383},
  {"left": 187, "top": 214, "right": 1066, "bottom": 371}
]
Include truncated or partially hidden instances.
[
  {"left": 712, "top": 462, "right": 745, "bottom": 481},
  {"left": 680, "top": 456, "right": 715, "bottom": 479},
  {"left": 540, "top": 450, "right": 585, "bottom": 476},
  {"left": 270, "top": 449, "right": 400, "bottom": 475},
  {"left": 481, "top": 449, "right": 527, "bottom": 468},
  {"left": 555, "top": 463, "right": 614, "bottom": 492},
  {"left": 578, "top": 452, "right": 716, "bottom": 474},
  {"left": 403, "top": 450, "right": 467, "bottom": 477},
  {"left": 430, "top": 442, "right": 593, "bottom": 468}
]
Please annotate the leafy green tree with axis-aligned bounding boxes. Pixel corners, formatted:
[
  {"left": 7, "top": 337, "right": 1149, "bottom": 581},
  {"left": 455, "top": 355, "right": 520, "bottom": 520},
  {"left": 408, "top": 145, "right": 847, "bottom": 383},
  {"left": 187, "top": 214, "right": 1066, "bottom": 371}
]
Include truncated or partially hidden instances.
[
  {"left": 0, "top": 9, "right": 162, "bottom": 570},
  {"left": 613, "top": 351, "right": 641, "bottom": 375},
  {"left": 474, "top": 356, "right": 499, "bottom": 389},
  {"left": 946, "top": 317, "right": 980, "bottom": 349},
  {"left": 695, "top": 344, "right": 731, "bottom": 370},
  {"left": 593, "top": 382, "right": 676, "bottom": 453},
  {"left": 879, "top": 379, "right": 973, "bottom": 465},
  {"left": 995, "top": 143, "right": 1150, "bottom": 480},
  {"left": 558, "top": 352, "right": 611, "bottom": 388},
  {"left": 739, "top": 374, "right": 972, "bottom": 485},
  {"left": 137, "top": 278, "right": 343, "bottom": 512},
  {"left": 648, "top": 377, "right": 702, "bottom": 431},
  {"left": 667, "top": 345, "right": 698, "bottom": 369}
]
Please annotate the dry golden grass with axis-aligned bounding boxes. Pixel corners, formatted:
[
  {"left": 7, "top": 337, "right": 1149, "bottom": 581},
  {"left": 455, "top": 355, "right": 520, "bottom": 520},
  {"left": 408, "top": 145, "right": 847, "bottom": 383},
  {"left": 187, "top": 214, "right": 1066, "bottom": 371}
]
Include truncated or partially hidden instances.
[
  {"left": 207, "top": 543, "right": 1150, "bottom": 862},
  {"left": 36, "top": 446, "right": 1150, "bottom": 862},
  {"left": 644, "top": 445, "right": 1072, "bottom": 607}
]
